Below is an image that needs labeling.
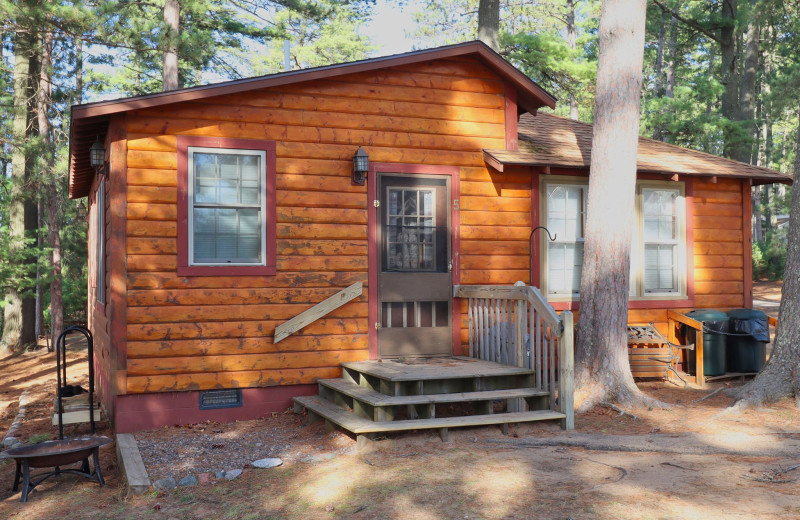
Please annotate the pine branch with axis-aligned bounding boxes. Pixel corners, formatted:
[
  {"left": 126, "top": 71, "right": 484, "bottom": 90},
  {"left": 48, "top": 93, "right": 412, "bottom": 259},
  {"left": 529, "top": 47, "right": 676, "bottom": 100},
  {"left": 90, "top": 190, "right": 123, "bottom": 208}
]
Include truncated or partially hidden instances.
[{"left": 651, "top": 0, "right": 722, "bottom": 44}]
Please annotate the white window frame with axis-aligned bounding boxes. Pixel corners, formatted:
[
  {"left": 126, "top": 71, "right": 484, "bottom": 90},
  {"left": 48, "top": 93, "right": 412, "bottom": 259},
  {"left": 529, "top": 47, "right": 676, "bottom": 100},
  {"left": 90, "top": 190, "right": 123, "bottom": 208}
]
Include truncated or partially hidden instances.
[
  {"left": 542, "top": 179, "right": 587, "bottom": 298},
  {"left": 96, "top": 179, "right": 105, "bottom": 304},
  {"left": 540, "top": 176, "right": 687, "bottom": 301},
  {"left": 187, "top": 146, "right": 268, "bottom": 266},
  {"left": 634, "top": 182, "right": 687, "bottom": 298}
]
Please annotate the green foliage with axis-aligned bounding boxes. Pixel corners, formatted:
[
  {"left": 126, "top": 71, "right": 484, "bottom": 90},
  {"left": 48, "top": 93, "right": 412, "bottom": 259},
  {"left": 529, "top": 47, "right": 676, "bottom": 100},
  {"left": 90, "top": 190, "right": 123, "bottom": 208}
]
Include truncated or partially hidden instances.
[
  {"left": 251, "top": 0, "right": 375, "bottom": 75},
  {"left": 28, "top": 433, "right": 52, "bottom": 444},
  {"left": 753, "top": 235, "right": 786, "bottom": 281},
  {"left": 504, "top": 31, "right": 597, "bottom": 119}
]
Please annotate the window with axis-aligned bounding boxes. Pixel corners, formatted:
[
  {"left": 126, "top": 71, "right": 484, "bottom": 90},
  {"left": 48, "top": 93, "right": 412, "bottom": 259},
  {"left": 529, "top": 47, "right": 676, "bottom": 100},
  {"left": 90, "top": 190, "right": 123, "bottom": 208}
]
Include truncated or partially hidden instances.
[
  {"left": 189, "top": 149, "right": 266, "bottom": 265},
  {"left": 177, "top": 136, "right": 276, "bottom": 276},
  {"left": 544, "top": 183, "right": 586, "bottom": 296},
  {"left": 541, "top": 177, "right": 687, "bottom": 301},
  {"left": 641, "top": 187, "right": 682, "bottom": 295},
  {"left": 96, "top": 179, "right": 105, "bottom": 304}
]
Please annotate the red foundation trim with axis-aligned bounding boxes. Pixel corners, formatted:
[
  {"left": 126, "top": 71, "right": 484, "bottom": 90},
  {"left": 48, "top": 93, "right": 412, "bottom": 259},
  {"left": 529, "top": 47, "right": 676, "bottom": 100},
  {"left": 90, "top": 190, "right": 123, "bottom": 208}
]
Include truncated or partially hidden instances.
[
  {"left": 176, "top": 136, "right": 277, "bottom": 277},
  {"left": 113, "top": 384, "right": 318, "bottom": 433},
  {"left": 366, "top": 162, "right": 461, "bottom": 359}
]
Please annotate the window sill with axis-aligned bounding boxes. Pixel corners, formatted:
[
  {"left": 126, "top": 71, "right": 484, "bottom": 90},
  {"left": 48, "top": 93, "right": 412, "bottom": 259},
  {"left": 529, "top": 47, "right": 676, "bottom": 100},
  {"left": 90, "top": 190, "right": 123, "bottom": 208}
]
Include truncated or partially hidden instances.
[{"left": 177, "top": 264, "right": 277, "bottom": 277}]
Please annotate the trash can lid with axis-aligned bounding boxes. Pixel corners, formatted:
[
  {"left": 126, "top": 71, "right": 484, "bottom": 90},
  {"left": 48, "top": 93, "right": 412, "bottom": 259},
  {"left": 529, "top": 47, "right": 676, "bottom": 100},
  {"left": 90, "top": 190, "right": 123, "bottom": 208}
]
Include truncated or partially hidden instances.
[
  {"left": 726, "top": 308, "right": 768, "bottom": 320},
  {"left": 687, "top": 309, "right": 729, "bottom": 321}
]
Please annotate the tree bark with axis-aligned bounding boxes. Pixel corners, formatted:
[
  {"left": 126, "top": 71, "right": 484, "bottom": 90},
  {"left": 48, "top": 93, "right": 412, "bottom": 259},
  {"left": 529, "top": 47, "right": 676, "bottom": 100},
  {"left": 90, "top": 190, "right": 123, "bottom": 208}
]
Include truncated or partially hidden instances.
[
  {"left": 163, "top": 0, "right": 180, "bottom": 91},
  {"left": 664, "top": 13, "right": 678, "bottom": 100},
  {"left": 2, "top": 28, "right": 37, "bottom": 352},
  {"left": 720, "top": 0, "right": 739, "bottom": 158},
  {"left": 566, "top": 0, "right": 579, "bottom": 120},
  {"left": 477, "top": 0, "right": 500, "bottom": 51},
  {"left": 574, "top": 0, "right": 656, "bottom": 412},
  {"left": 654, "top": 8, "right": 668, "bottom": 97},
  {"left": 735, "top": 0, "right": 760, "bottom": 164},
  {"left": 37, "top": 27, "right": 64, "bottom": 340},
  {"left": 731, "top": 124, "right": 800, "bottom": 409}
]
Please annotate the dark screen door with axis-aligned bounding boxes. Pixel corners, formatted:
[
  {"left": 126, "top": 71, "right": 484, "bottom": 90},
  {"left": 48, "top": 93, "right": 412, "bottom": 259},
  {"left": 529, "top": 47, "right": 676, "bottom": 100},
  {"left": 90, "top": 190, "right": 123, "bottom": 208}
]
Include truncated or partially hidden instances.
[{"left": 378, "top": 174, "right": 452, "bottom": 357}]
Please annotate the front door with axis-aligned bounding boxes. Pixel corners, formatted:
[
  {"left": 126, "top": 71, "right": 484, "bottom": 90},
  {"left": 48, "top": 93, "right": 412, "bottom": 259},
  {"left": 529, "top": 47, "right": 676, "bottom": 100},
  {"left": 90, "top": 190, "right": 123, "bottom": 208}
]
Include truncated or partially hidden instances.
[{"left": 377, "top": 174, "right": 452, "bottom": 357}]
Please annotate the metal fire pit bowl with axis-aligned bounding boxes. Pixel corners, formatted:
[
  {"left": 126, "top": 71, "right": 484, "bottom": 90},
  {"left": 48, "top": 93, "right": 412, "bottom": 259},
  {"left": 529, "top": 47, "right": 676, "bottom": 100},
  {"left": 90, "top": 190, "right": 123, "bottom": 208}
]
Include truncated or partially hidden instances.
[{"left": 1, "top": 435, "right": 113, "bottom": 502}]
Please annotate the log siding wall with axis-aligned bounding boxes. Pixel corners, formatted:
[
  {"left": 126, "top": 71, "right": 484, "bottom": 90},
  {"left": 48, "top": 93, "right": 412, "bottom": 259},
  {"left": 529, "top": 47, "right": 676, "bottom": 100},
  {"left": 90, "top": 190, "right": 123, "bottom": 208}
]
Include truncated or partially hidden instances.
[
  {"left": 121, "top": 57, "right": 512, "bottom": 393},
  {"left": 98, "top": 56, "right": 753, "bottom": 398}
]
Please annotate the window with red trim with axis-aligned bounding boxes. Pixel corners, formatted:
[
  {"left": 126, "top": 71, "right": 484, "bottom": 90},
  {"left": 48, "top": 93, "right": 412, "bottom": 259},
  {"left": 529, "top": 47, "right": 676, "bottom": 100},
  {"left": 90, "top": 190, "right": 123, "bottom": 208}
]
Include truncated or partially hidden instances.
[{"left": 177, "top": 136, "right": 277, "bottom": 276}]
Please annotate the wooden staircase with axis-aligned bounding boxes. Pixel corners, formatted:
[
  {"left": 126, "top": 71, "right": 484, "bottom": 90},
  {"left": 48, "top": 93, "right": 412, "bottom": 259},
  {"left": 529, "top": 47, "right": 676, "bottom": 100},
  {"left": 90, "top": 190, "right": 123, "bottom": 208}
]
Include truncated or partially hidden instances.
[{"left": 293, "top": 357, "right": 568, "bottom": 440}]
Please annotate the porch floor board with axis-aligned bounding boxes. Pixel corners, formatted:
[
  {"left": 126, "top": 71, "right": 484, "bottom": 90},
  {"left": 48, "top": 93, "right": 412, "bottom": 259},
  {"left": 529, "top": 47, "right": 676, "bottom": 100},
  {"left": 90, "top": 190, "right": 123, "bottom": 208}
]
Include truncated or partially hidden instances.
[
  {"left": 295, "top": 395, "right": 566, "bottom": 434},
  {"left": 319, "top": 378, "right": 549, "bottom": 407},
  {"left": 342, "top": 356, "right": 534, "bottom": 381}
]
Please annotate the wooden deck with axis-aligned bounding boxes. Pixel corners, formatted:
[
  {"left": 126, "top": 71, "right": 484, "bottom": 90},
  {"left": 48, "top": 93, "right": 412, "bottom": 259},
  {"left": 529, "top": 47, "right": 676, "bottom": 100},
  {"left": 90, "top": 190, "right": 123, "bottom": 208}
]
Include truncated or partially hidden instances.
[{"left": 293, "top": 356, "right": 566, "bottom": 440}]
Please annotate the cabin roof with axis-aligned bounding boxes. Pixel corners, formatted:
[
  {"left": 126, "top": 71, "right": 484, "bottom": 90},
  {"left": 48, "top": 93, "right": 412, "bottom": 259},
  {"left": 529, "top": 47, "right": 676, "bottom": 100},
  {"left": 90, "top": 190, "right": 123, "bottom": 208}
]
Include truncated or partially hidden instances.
[
  {"left": 68, "top": 41, "right": 556, "bottom": 198},
  {"left": 484, "top": 112, "right": 793, "bottom": 185}
]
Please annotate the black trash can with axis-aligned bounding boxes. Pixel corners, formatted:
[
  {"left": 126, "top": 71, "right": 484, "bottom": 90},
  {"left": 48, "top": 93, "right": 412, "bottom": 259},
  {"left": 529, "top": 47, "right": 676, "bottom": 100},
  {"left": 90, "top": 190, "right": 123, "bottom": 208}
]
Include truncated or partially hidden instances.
[
  {"left": 686, "top": 309, "right": 728, "bottom": 377},
  {"left": 726, "top": 308, "right": 769, "bottom": 373}
]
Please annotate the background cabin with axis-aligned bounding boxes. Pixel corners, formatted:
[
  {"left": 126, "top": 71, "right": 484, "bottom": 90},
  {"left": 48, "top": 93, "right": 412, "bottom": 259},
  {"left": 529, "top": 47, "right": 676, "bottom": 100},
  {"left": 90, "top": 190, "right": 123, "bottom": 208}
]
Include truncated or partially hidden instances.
[{"left": 68, "top": 41, "right": 791, "bottom": 433}]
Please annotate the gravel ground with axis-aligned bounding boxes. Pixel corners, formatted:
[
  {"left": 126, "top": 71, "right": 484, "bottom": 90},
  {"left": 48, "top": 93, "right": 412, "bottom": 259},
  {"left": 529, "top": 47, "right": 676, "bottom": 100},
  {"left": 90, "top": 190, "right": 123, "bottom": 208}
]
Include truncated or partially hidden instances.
[{"left": 134, "top": 411, "right": 356, "bottom": 482}]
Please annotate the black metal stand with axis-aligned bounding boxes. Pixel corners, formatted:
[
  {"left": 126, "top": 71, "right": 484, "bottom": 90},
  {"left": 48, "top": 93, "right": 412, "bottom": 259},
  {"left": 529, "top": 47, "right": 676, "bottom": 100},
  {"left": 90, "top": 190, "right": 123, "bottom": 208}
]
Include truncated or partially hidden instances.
[{"left": 55, "top": 326, "right": 95, "bottom": 439}]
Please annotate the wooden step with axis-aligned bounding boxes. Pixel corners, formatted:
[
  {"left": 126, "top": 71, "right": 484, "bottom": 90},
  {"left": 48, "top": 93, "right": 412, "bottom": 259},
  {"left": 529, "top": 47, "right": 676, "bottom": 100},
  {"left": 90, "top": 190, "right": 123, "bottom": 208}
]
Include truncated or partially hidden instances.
[
  {"left": 342, "top": 356, "right": 534, "bottom": 382},
  {"left": 319, "top": 378, "right": 550, "bottom": 407},
  {"left": 293, "top": 395, "right": 565, "bottom": 435}
]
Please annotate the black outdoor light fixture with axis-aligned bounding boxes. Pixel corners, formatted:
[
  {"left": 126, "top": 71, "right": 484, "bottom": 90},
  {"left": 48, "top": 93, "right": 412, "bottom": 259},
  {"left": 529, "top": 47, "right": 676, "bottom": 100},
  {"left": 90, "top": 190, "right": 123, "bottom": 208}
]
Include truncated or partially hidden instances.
[
  {"left": 89, "top": 136, "right": 107, "bottom": 178},
  {"left": 76, "top": 201, "right": 87, "bottom": 220},
  {"left": 352, "top": 145, "right": 369, "bottom": 185}
]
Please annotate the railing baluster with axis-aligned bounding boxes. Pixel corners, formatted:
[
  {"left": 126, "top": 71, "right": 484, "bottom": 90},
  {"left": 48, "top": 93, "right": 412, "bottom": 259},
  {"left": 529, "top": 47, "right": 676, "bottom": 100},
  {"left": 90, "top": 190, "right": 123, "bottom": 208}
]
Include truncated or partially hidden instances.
[
  {"left": 535, "top": 312, "right": 542, "bottom": 390},
  {"left": 452, "top": 283, "right": 573, "bottom": 430},
  {"left": 467, "top": 297, "right": 474, "bottom": 358},
  {"left": 548, "top": 325, "right": 556, "bottom": 398}
]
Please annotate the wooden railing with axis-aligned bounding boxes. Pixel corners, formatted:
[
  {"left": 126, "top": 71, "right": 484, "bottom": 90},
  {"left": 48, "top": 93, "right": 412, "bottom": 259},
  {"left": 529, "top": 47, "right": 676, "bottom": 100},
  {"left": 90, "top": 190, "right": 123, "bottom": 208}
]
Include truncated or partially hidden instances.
[{"left": 453, "top": 282, "right": 574, "bottom": 429}]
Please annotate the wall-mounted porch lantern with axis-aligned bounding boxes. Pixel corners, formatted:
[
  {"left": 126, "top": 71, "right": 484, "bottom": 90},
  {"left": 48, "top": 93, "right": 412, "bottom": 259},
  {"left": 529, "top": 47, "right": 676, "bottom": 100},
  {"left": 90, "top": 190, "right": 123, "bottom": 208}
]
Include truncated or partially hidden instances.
[
  {"left": 352, "top": 146, "right": 369, "bottom": 186},
  {"left": 90, "top": 137, "right": 107, "bottom": 179}
]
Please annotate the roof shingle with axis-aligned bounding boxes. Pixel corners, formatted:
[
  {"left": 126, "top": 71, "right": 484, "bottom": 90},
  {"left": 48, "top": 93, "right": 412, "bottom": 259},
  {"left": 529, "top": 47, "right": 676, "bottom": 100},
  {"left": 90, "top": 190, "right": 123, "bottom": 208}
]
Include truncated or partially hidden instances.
[{"left": 484, "top": 112, "right": 792, "bottom": 184}]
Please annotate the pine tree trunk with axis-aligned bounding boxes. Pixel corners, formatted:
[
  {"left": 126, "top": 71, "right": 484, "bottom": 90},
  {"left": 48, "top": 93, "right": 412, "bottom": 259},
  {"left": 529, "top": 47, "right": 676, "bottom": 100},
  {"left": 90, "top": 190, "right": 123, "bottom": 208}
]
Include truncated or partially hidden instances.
[
  {"left": 720, "top": 0, "right": 739, "bottom": 158},
  {"left": 654, "top": 9, "right": 667, "bottom": 96},
  {"left": 732, "top": 125, "right": 800, "bottom": 408},
  {"left": 665, "top": 13, "right": 678, "bottom": 100},
  {"left": 163, "top": 0, "right": 180, "bottom": 91},
  {"left": 35, "top": 199, "right": 43, "bottom": 338},
  {"left": 2, "top": 28, "right": 37, "bottom": 352},
  {"left": 75, "top": 37, "right": 83, "bottom": 104},
  {"left": 477, "top": 0, "right": 500, "bottom": 51},
  {"left": 575, "top": 0, "right": 654, "bottom": 411},
  {"left": 567, "top": 0, "right": 579, "bottom": 120},
  {"left": 651, "top": 9, "right": 667, "bottom": 141},
  {"left": 37, "top": 28, "right": 64, "bottom": 340},
  {"left": 735, "top": 0, "right": 760, "bottom": 164}
]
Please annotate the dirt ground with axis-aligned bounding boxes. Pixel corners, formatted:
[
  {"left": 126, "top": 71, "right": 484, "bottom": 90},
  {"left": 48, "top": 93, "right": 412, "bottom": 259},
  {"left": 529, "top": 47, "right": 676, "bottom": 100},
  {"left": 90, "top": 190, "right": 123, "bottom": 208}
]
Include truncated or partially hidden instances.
[{"left": 0, "top": 283, "right": 796, "bottom": 520}]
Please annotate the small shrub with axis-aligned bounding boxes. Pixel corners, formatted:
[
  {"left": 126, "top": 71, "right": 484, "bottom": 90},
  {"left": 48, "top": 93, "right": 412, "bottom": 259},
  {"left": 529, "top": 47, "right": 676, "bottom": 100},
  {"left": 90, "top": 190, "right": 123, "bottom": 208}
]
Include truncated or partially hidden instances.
[{"left": 29, "top": 433, "right": 52, "bottom": 444}]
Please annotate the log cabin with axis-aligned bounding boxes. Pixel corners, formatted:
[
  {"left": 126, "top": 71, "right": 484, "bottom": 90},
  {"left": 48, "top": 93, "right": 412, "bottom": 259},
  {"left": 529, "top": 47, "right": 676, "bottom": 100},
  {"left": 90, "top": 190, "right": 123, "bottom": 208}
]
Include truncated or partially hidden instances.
[{"left": 68, "top": 41, "right": 792, "bottom": 433}]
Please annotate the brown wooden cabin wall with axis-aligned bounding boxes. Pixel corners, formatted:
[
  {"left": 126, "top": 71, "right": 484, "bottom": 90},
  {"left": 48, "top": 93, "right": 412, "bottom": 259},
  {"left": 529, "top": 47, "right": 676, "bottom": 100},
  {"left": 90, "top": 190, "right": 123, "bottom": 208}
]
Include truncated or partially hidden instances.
[{"left": 122, "top": 57, "right": 509, "bottom": 393}]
